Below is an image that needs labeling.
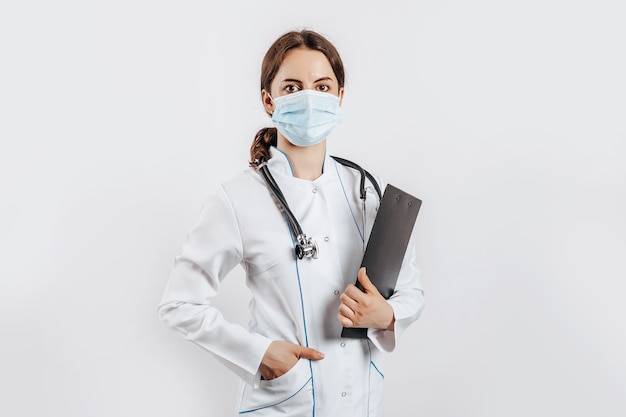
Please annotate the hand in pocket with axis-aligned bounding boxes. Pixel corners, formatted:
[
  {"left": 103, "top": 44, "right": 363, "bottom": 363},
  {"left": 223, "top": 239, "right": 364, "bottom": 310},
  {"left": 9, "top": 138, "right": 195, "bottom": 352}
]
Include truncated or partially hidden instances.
[{"left": 259, "top": 340, "right": 325, "bottom": 380}]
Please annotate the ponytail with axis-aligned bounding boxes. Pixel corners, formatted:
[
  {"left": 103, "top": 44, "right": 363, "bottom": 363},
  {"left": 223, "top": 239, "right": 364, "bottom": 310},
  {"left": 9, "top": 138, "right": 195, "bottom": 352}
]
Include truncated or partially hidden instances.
[{"left": 249, "top": 127, "right": 277, "bottom": 167}]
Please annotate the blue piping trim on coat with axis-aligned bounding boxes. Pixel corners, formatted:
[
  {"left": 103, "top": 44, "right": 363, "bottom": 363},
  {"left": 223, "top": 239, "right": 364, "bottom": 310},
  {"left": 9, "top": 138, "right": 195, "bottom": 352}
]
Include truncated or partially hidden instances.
[
  {"left": 364, "top": 341, "right": 385, "bottom": 417},
  {"left": 334, "top": 160, "right": 364, "bottom": 245},
  {"left": 293, "top": 259, "right": 310, "bottom": 348},
  {"left": 294, "top": 258, "right": 316, "bottom": 417},
  {"left": 273, "top": 147, "right": 295, "bottom": 177},
  {"left": 370, "top": 361, "right": 384, "bottom": 379},
  {"left": 238, "top": 377, "right": 313, "bottom": 414},
  {"left": 367, "top": 341, "right": 372, "bottom": 417},
  {"left": 283, "top": 221, "right": 316, "bottom": 417},
  {"left": 268, "top": 154, "right": 319, "bottom": 417}
]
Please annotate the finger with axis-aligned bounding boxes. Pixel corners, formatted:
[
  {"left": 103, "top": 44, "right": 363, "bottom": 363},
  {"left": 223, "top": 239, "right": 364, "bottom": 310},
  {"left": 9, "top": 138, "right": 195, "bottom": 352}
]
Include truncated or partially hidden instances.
[
  {"left": 296, "top": 346, "right": 325, "bottom": 361},
  {"left": 357, "top": 267, "right": 378, "bottom": 293},
  {"left": 339, "top": 292, "right": 359, "bottom": 310},
  {"left": 338, "top": 303, "right": 356, "bottom": 321},
  {"left": 337, "top": 312, "right": 353, "bottom": 327},
  {"left": 344, "top": 284, "right": 367, "bottom": 302}
]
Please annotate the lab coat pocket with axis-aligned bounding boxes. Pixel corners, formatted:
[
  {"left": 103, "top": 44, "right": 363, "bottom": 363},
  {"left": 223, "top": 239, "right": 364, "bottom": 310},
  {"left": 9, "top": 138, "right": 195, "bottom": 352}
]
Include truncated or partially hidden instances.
[
  {"left": 368, "top": 360, "right": 385, "bottom": 416},
  {"left": 238, "top": 359, "right": 313, "bottom": 415}
]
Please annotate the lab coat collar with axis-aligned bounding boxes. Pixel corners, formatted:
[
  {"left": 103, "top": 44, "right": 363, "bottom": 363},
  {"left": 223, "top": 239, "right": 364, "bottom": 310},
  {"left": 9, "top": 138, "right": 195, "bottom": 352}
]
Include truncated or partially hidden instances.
[{"left": 268, "top": 146, "right": 334, "bottom": 180}]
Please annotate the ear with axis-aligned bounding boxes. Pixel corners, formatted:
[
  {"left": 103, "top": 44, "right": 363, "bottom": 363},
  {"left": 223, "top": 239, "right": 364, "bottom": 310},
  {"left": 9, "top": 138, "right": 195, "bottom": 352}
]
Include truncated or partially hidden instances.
[
  {"left": 338, "top": 87, "right": 345, "bottom": 107},
  {"left": 261, "top": 89, "right": 274, "bottom": 115}
]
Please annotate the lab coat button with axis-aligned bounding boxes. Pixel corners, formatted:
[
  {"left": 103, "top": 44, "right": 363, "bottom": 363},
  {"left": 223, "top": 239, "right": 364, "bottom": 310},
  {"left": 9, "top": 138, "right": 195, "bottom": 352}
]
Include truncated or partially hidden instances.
[
  {"left": 312, "top": 189, "right": 317, "bottom": 193},
  {"left": 340, "top": 342, "right": 346, "bottom": 347},
  {"left": 341, "top": 392, "right": 347, "bottom": 397},
  {"left": 324, "top": 236, "right": 329, "bottom": 242},
  {"left": 334, "top": 290, "right": 340, "bottom": 296}
]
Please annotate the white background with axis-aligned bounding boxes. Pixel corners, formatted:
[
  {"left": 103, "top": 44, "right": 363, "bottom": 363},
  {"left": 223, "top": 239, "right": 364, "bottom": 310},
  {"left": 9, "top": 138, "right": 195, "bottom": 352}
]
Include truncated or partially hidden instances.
[{"left": 1, "top": 1, "right": 625, "bottom": 416}]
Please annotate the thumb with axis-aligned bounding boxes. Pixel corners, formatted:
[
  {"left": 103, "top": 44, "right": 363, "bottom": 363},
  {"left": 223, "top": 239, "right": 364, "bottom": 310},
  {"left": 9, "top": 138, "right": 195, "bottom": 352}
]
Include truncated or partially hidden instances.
[
  {"left": 296, "top": 345, "right": 325, "bottom": 361},
  {"left": 358, "top": 267, "right": 377, "bottom": 293}
]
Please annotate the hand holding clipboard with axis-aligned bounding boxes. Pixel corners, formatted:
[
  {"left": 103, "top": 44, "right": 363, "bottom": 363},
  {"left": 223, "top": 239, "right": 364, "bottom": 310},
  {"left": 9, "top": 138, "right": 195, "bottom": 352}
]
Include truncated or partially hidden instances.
[{"left": 341, "top": 184, "right": 422, "bottom": 338}]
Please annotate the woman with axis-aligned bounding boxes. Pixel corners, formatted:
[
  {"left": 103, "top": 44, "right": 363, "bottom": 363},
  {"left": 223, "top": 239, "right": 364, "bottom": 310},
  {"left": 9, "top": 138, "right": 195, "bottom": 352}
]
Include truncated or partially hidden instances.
[{"left": 158, "top": 29, "right": 424, "bottom": 416}]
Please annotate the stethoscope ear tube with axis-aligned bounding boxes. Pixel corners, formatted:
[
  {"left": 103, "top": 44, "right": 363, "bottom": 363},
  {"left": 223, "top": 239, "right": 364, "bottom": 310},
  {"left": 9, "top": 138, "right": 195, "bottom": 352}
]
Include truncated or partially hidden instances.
[
  {"left": 258, "top": 161, "right": 318, "bottom": 259},
  {"left": 331, "top": 156, "right": 382, "bottom": 201}
]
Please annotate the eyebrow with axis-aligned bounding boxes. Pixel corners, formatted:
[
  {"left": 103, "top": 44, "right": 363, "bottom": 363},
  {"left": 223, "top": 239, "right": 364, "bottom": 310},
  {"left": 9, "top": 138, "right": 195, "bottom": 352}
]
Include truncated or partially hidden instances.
[{"left": 281, "top": 77, "right": 334, "bottom": 83}]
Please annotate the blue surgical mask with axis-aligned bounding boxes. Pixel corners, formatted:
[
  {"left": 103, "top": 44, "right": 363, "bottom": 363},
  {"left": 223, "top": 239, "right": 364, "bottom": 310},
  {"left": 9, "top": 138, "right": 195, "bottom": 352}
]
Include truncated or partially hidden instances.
[{"left": 270, "top": 90, "right": 342, "bottom": 147}]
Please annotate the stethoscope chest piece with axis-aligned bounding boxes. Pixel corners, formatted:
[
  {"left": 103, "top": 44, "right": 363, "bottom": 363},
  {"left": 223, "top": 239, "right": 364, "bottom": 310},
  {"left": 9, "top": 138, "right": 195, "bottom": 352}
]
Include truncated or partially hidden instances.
[{"left": 296, "top": 234, "right": 318, "bottom": 260}]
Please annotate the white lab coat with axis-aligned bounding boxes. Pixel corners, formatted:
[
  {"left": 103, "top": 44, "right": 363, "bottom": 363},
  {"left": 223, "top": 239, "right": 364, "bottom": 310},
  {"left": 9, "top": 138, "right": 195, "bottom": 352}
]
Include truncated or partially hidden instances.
[{"left": 158, "top": 146, "right": 424, "bottom": 417}]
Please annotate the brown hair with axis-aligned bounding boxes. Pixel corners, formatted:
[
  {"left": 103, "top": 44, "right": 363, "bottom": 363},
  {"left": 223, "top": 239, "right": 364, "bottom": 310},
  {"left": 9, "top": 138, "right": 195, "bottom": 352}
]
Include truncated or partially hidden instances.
[{"left": 249, "top": 30, "right": 346, "bottom": 166}]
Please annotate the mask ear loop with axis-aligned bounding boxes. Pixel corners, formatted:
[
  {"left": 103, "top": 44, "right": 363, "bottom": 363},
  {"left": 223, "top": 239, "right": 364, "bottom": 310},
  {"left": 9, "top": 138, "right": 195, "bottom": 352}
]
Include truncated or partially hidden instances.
[{"left": 266, "top": 93, "right": 276, "bottom": 115}]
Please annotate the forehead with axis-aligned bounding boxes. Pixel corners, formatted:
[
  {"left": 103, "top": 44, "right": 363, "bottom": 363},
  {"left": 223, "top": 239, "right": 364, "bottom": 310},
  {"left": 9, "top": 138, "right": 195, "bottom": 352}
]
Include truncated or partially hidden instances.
[{"left": 275, "top": 47, "right": 335, "bottom": 81}]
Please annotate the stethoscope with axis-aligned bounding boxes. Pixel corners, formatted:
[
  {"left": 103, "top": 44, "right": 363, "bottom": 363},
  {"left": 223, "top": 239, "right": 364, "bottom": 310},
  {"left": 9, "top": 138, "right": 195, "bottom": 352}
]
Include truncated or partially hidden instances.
[{"left": 255, "top": 156, "right": 382, "bottom": 260}]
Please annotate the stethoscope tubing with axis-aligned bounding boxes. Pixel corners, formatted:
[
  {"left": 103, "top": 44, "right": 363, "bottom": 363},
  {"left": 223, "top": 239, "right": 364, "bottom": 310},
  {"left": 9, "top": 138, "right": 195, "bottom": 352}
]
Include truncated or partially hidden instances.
[{"left": 255, "top": 156, "right": 381, "bottom": 260}]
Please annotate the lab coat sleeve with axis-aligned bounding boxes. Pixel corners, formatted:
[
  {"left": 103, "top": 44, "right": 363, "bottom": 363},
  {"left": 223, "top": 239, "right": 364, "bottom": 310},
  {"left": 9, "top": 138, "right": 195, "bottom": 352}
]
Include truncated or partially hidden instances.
[
  {"left": 367, "top": 233, "right": 425, "bottom": 352},
  {"left": 158, "top": 185, "right": 273, "bottom": 386}
]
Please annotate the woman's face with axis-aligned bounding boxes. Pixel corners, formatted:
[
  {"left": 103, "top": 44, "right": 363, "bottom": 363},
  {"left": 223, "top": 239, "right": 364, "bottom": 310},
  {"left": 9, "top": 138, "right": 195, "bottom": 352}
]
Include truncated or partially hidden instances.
[{"left": 262, "top": 47, "right": 344, "bottom": 114}]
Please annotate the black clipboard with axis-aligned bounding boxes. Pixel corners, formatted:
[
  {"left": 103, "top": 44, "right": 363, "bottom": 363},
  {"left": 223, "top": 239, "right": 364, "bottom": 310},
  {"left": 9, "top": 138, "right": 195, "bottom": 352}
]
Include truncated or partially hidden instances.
[{"left": 341, "top": 184, "right": 422, "bottom": 338}]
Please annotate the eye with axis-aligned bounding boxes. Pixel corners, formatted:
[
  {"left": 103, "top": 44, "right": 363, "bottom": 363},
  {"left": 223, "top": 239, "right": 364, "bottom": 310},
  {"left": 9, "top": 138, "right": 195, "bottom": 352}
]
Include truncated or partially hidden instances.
[
  {"left": 317, "top": 85, "right": 330, "bottom": 92},
  {"left": 284, "top": 84, "right": 301, "bottom": 93}
]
